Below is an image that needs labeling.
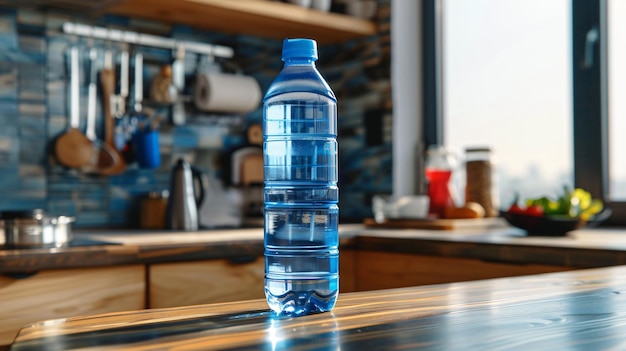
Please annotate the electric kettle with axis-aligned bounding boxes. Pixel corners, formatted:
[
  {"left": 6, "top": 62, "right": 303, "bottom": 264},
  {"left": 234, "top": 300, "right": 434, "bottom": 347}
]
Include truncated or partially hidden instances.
[{"left": 166, "top": 159, "right": 206, "bottom": 231}]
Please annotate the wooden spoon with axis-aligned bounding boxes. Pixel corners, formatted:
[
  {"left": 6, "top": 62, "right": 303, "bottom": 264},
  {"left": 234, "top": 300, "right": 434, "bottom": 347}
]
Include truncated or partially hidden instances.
[
  {"left": 55, "top": 47, "right": 94, "bottom": 169},
  {"left": 81, "top": 48, "right": 119, "bottom": 175},
  {"left": 97, "top": 49, "right": 126, "bottom": 175}
]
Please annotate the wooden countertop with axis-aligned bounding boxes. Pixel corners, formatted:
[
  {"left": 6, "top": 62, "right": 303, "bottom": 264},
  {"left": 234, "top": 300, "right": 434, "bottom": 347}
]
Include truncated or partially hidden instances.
[
  {"left": 0, "top": 226, "right": 359, "bottom": 273},
  {"left": 355, "top": 226, "right": 626, "bottom": 268},
  {"left": 10, "top": 265, "right": 626, "bottom": 350},
  {"left": 3, "top": 224, "right": 626, "bottom": 273},
  {"left": 0, "top": 228, "right": 265, "bottom": 273}
]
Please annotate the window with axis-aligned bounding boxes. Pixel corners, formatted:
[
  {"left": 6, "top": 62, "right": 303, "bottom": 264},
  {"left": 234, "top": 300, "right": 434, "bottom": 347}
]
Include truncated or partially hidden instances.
[
  {"left": 441, "top": 0, "right": 573, "bottom": 207},
  {"left": 422, "top": 0, "right": 625, "bottom": 224}
]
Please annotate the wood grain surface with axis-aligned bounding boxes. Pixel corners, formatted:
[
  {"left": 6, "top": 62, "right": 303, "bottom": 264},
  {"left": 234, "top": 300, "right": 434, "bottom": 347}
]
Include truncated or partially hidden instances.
[
  {"left": 363, "top": 217, "right": 506, "bottom": 230},
  {"left": 11, "top": 265, "right": 626, "bottom": 350},
  {"left": 354, "top": 250, "right": 572, "bottom": 291},
  {"left": 149, "top": 258, "right": 265, "bottom": 308},
  {"left": 0, "top": 265, "right": 145, "bottom": 347},
  {"left": 0, "top": 229, "right": 268, "bottom": 273},
  {"left": 4, "top": 226, "right": 626, "bottom": 275},
  {"left": 150, "top": 251, "right": 359, "bottom": 308},
  {"left": 355, "top": 231, "right": 626, "bottom": 268},
  {"left": 107, "top": 0, "right": 376, "bottom": 44}
]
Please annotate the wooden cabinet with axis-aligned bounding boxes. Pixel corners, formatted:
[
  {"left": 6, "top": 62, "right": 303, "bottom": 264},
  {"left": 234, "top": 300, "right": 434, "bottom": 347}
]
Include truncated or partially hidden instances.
[
  {"left": 340, "top": 249, "right": 357, "bottom": 293},
  {"left": 353, "top": 251, "right": 574, "bottom": 291},
  {"left": 149, "top": 251, "right": 358, "bottom": 308},
  {"left": 0, "top": 245, "right": 581, "bottom": 348},
  {"left": 149, "top": 257, "right": 266, "bottom": 308},
  {"left": 107, "top": 0, "right": 376, "bottom": 44},
  {"left": 148, "top": 249, "right": 571, "bottom": 308},
  {"left": 0, "top": 265, "right": 145, "bottom": 348}
]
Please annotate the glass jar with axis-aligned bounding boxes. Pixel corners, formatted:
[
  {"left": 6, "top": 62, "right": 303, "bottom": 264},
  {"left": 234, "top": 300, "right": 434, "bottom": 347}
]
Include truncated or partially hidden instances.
[
  {"left": 465, "top": 147, "right": 499, "bottom": 217},
  {"left": 140, "top": 190, "right": 169, "bottom": 229}
]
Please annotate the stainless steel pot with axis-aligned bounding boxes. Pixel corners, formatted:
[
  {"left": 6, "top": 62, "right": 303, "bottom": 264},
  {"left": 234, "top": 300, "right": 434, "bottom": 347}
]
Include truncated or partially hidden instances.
[{"left": 1, "top": 209, "right": 75, "bottom": 248}]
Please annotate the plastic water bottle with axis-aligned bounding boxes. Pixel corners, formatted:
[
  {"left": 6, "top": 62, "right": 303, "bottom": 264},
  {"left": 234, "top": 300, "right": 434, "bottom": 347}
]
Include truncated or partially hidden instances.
[{"left": 263, "top": 38, "right": 339, "bottom": 316}]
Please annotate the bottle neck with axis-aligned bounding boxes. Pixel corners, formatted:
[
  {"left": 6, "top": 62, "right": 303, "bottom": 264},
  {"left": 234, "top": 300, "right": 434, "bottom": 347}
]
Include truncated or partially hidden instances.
[{"left": 283, "top": 57, "right": 317, "bottom": 66}]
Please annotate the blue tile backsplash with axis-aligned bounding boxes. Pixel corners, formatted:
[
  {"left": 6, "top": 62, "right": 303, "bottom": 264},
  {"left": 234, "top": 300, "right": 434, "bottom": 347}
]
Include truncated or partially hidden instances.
[{"left": 0, "top": 1, "right": 392, "bottom": 228}]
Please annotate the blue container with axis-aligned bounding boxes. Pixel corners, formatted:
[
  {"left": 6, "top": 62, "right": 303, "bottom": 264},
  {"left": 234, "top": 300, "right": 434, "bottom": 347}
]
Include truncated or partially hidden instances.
[
  {"left": 133, "top": 129, "right": 161, "bottom": 169},
  {"left": 263, "top": 38, "right": 339, "bottom": 316}
]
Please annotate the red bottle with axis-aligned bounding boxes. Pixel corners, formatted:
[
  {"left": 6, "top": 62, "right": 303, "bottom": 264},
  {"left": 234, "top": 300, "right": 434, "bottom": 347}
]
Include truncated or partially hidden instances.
[{"left": 425, "top": 146, "right": 456, "bottom": 217}]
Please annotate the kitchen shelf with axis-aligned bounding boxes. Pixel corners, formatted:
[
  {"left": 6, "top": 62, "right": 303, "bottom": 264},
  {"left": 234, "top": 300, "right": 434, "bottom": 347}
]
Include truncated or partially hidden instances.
[{"left": 106, "top": 0, "right": 377, "bottom": 44}]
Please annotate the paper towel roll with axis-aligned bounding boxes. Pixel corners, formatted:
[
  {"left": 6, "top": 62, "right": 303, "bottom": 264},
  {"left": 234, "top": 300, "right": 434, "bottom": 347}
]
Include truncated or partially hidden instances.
[{"left": 194, "top": 72, "right": 261, "bottom": 114}]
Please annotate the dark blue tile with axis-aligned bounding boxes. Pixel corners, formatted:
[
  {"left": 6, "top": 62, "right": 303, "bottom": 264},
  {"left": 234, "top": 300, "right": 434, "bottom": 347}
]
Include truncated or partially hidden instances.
[
  {"left": 0, "top": 162, "right": 18, "bottom": 178},
  {"left": 19, "top": 34, "right": 45, "bottom": 54},
  {"left": 19, "top": 139, "right": 46, "bottom": 164},
  {"left": 172, "top": 125, "right": 199, "bottom": 149},
  {"left": 46, "top": 198, "right": 77, "bottom": 217},
  {"left": 47, "top": 80, "right": 67, "bottom": 115},
  {"left": 17, "top": 166, "right": 46, "bottom": 185},
  {"left": 101, "top": 15, "right": 130, "bottom": 27},
  {"left": 18, "top": 104, "right": 46, "bottom": 138},
  {"left": 48, "top": 116, "right": 67, "bottom": 137},
  {"left": 74, "top": 211, "right": 109, "bottom": 227},
  {"left": 0, "top": 132, "right": 18, "bottom": 157},
  {"left": 0, "top": 11, "right": 17, "bottom": 49},
  {"left": 0, "top": 198, "right": 46, "bottom": 212},
  {"left": 16, "top": 9, "right": 45, "bottom": 35},
  {"left": 0, "top": 122, "right": 18, "bottom": 135},
  {"left": 0, "top": 99, "right": 18, "bottom": 116},
  {"left": 0, "top": 61, "right": 18, "bottom": 99}
]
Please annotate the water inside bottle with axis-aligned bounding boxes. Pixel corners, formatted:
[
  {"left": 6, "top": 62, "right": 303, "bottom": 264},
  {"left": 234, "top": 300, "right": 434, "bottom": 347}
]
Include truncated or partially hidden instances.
[
  {"left": 264, "top": 95, "right": 339, "bottom": 316},
  {"left": 264, "top": 206, "right": 339, "bottom": 315},
  {"left": 264, "top": 93, "right": 336, "bottom": 136}
]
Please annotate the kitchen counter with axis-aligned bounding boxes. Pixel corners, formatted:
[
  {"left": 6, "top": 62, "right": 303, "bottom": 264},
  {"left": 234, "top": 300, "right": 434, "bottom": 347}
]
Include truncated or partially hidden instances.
[
  {"left": 355, "top": 226, "right": 626, "bottom": 268},
  {"left": 10, "top": 265, "right": 626, "bottom": 350},
  {"left": 3, "top": 223, "right": 626, "bottom": 273},
  {"left": 0, "top": 228, "right": 268, "bottom": 273},
  {"left": 2, "top": 223, "right": 626, "bottom": 273}
]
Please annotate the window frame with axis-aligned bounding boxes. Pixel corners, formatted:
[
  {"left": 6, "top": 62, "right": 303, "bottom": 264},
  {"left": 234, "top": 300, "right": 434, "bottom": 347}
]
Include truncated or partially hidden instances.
[{"left": 422, "top": 0, "right": 624, "bottom": 225}]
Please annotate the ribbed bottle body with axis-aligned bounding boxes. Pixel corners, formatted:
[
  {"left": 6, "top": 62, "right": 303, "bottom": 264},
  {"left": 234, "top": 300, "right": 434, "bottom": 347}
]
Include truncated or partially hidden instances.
[{"left": 264, "top": 88, "right": 338, "bottom": 316}]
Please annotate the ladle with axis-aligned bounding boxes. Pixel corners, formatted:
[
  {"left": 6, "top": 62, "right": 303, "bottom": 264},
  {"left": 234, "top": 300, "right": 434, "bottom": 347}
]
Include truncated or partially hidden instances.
[{"left": 55, "top": 47, "right": 94, "bottom": 169}]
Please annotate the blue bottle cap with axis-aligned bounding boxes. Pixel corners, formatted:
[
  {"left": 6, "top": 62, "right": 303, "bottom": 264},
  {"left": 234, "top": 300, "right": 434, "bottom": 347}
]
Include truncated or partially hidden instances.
[{"left": 281, "top": 38, "right": 318, "bottom": 61}]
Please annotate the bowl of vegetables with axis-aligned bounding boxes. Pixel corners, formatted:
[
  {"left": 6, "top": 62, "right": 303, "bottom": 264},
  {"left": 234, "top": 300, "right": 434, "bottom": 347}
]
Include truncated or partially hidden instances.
[{"left": 500, "top": 187, "right": 610, "bottom": 236}]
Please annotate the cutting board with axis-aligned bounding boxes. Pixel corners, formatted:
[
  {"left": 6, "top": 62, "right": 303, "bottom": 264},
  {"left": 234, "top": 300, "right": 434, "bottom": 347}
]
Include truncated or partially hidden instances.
[{"left": 363, "top": 217, "right": 507, "bottom": 230}]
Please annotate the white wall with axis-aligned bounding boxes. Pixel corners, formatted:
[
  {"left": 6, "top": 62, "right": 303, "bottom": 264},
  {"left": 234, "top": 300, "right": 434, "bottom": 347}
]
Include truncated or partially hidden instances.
[{"left": 391, "top": 0, "right": 423, "bottom": 196}]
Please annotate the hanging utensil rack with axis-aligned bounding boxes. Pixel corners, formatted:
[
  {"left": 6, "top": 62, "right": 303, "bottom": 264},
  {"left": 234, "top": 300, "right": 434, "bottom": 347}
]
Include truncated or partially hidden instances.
[{"left": 62, "top": 22, "right": 234, "bottom": 59}]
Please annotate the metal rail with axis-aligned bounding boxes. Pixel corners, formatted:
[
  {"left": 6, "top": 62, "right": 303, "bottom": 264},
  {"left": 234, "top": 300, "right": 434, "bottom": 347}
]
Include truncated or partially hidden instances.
[{"left": 62, "top": 22, "right": 234, "bottom": 59}]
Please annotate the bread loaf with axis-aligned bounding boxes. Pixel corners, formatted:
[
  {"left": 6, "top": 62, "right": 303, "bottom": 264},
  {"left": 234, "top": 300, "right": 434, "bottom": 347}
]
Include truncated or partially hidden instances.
[{"left": 443, "top": 202, "right": 486, "bottom": 219}]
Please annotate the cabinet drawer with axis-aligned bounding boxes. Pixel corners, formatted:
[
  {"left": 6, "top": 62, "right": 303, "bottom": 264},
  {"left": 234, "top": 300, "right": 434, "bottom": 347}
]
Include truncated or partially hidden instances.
[{"left": 0, "top": 265, "right": 145, "bottom": 348}]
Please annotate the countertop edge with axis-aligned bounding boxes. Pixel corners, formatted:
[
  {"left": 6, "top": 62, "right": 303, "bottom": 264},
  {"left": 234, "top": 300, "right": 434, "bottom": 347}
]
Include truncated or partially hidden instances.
[
  {"left": 3, "top": 224, "right": 626, "bottom": 273},
  {"left": 11, "top": 265, "right": 626, "bottom": 350}
]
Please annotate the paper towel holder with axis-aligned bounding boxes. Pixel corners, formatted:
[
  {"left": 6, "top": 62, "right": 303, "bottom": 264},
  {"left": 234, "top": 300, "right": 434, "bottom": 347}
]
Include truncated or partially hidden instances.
[{"left": 193, "top": 71, "right": 262, "bottom": 114}]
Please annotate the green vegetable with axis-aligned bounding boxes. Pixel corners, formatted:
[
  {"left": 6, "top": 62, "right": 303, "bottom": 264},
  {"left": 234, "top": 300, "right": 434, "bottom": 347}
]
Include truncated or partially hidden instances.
[
  {"left": 524, "top": 186, "right": 603, "bottom": 220},
  {"left": 526, "top": 196, "right": 558, "bottom": 214}
]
